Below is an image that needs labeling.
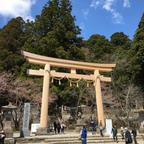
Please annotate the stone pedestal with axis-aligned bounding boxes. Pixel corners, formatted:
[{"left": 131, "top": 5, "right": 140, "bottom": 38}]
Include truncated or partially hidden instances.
[
  {"left": 4, "top": 121, "right": 13, "bottom": 138},
  {"left": 3, "top": 112, "right": 13, "bottom": 138},
  {"left": 5, "top": 138, "right": 15, "bottom": 144},
  {"left": 75, "top": 118, "right": 86, "bottom": 132},
  {"left": 138, "top": 111, "right": 144, "bottom": 133}
]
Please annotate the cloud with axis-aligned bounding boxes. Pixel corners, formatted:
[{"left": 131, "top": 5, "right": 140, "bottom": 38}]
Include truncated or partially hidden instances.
[
  {"left": 90, "top": 0, "right": 124, "bottom": 24},
  {"left": 82, "top": 9, "right": 89, "bottom": 19},
  {"left": 90, "top": 0, "right": 101, "bottom": 9},
  {"left": 123, "top": 0, "right": 131, "bottom": 8},
  {"left": 79, "top": 22, "right": 86, "bottom": 31},
  {"left": 103, "top": 0, "right": 123, "bottom": 24},
  {"left": 79, "top": 22, "right": 87, "bottom": 39},
  {"left": 112, "top": 11, "right": 123, "bottom": 24},
  {"left": 0, "top": 0, "right": 36, "bottom": 21},
  {"left": 103, "top": 0, "right": 114, "bottom": 12},
  {"left": 25, "top": 16, "right": 35, "bottom": 22}
]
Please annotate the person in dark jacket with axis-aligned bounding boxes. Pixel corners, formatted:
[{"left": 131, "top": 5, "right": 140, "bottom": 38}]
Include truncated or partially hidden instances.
[
  {"left": 0, "top": 130, "right": 6, "bottom": 144},
  {"left": 112, "top": 125, "right": 118, "bottom": 143},
  {"left": 125, "top": 128, "right": 132, "bottom": 144},
  {"left": 99, "top": 121, "right": 104, "bottom": 137},
  {"left": 80, "top": 125, "right": 87, "bottom": 144},
  {"left": 90, "top": 120, "right": 96, "bottom": 135},
  {"left": 131, "top": 127, "right": 137, "bottom": 144},
  {"left": 53, "top": 121, "right": 57, "bottom": 134},
  {"left": 57, "top": 122, "right": 61, "bottom": 134}
]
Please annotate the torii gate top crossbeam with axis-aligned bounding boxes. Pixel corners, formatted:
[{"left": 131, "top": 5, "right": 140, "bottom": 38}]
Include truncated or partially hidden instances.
[{"left": 21, "top": 50, "right": 116, "bottom": 72}]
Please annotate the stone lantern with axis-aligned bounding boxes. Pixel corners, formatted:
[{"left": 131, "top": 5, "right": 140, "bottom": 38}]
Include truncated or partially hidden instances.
[{"left": 2, "top": 102, "right": 17, "bottom": 138}]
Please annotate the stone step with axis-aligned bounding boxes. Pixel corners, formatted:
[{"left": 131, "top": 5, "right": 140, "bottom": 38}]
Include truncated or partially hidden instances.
[
  {"left": 7, "top": 132, "right": 143, "bottom": 144},
  {"left": 15, "top": 139, "right": 144, "bottom": 144},
  {"left": 15, "top": 139, "right": 124, "bottom": 144},
  {"left": 14, "top": 135, "right": 143, "bottom": 144},
  {"left": 16, "top": 134, "right": 143, "bottom": 139}
]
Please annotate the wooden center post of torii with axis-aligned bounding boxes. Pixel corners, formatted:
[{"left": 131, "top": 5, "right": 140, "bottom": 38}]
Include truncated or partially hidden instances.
[{"left": 21, "top": 50, "right": 116, "bottom": 128}]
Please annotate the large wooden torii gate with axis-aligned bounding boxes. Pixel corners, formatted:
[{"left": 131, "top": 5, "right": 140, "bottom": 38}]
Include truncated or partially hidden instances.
[{"left": 21, "top": 50, "right": 116, "bottom": 128}]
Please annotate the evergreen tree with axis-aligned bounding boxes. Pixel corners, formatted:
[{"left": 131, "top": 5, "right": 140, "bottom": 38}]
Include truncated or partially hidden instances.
[
  {"left": 112, "top": 16, "right": 144, "bottom": 114},
  {"left": 128, "top": 13, "right": 144, "bottom": 85},
  {"left": 111, "top": 32, "right": 131, "bottom": 47},
  {"left": 0, "top": 17, "right": 26, "bottom": 74},
  {"left": 110, "top": 32, "right": 131, "bottom": 61},
  {"left": 23, "top": 0, "right": 85, "bottom": 61},
  {"left": 85, "top": 34, "right": 112, "bottom": 63}
]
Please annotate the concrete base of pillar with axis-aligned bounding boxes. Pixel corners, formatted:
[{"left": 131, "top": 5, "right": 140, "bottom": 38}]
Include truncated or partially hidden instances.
[
  {"left": 36, "top": 127, "right": 50, "bottom": 135},
  {"left": 20, "top": 129, "right": 30, "bottom": 137},
  {"left": 75, "top": 127, "right": 82, "bottom": 132},
  {"left": 139, "top": 128, "right": 144, "bottom": 133},
  {"left": 5, "top": 132, "right": 13, "bottom": 138}
]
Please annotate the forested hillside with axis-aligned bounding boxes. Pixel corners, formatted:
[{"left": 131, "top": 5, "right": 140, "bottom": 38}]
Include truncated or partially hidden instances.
[{"left": 0, "top": 0, "right": 143, "bottom": 113}]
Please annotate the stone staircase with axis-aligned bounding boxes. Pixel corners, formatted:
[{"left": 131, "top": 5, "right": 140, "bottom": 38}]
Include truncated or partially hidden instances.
[{"left": 8, "top": 132, "right": 143, "bottom": 144}]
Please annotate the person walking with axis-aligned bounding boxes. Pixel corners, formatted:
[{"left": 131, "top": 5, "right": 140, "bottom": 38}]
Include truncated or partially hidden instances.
[
  {"left": 125, "top": 128, "right": 132, "bottom": 144},
  {"left": 131, "top": 127, "right": 137, "bottom": 144},
  {"left": 112, "top": 125, "right": 118, "bottom": 143},
  {"left": 99, "top": 120, "right": 104, "bottom": 137},
  {"left": 61, "top": 122, "right": 66, "bottom": 134},
  {"left": 57, "top": 122, "right": 61, "bottom": 134},
  {"left": 53, "top": 121, "right": 57, "bottom": 134},
  {"left": 80, "top": 125, "right": 87, "bottom": 144},
  {"left": 0, "top": 130, "right": 6, "bottom": 144},
  {"left": 90, "top": 120, "right": 96, "bottom": 135},
  {"left": 99, "top": 125, "right": 103, "bottom": 137},
  {"left": 121, "top": 127, "right": 125, "bottom": 140}
]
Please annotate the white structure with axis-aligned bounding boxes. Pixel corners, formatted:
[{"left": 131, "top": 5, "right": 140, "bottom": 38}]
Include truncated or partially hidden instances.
[{"left": 105, "top": 119, "right": 112, "bottom": 136}]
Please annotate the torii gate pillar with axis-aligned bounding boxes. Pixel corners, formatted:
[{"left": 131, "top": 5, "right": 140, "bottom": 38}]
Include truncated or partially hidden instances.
[
  {"left": 40, "top": 64, "right": 50, "bottom": 128},
  {"left": 94, "top": 70, "right": 105, "bottom": 127}
]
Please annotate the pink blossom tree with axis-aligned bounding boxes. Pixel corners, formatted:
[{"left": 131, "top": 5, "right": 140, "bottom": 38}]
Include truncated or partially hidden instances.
[
  {"left": 9, "top": 79, "right": 42, "bottom": 130},
  {"left": 0, "top": 72, "right": 58, "bottom": 130},
  {"left": 0, "top": 73, "right": 14, "bottom": 105}
]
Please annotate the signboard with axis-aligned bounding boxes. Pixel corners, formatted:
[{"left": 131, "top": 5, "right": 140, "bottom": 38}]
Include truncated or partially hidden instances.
[
  {"left": 105, "top": 119, "right": 112, "bottom": 136},
  {"left": 22, "top": 103, "right": 30, "bottom": 137},
  {"left": 31, "top": 123, "right": 40, "bottom": 133}
]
